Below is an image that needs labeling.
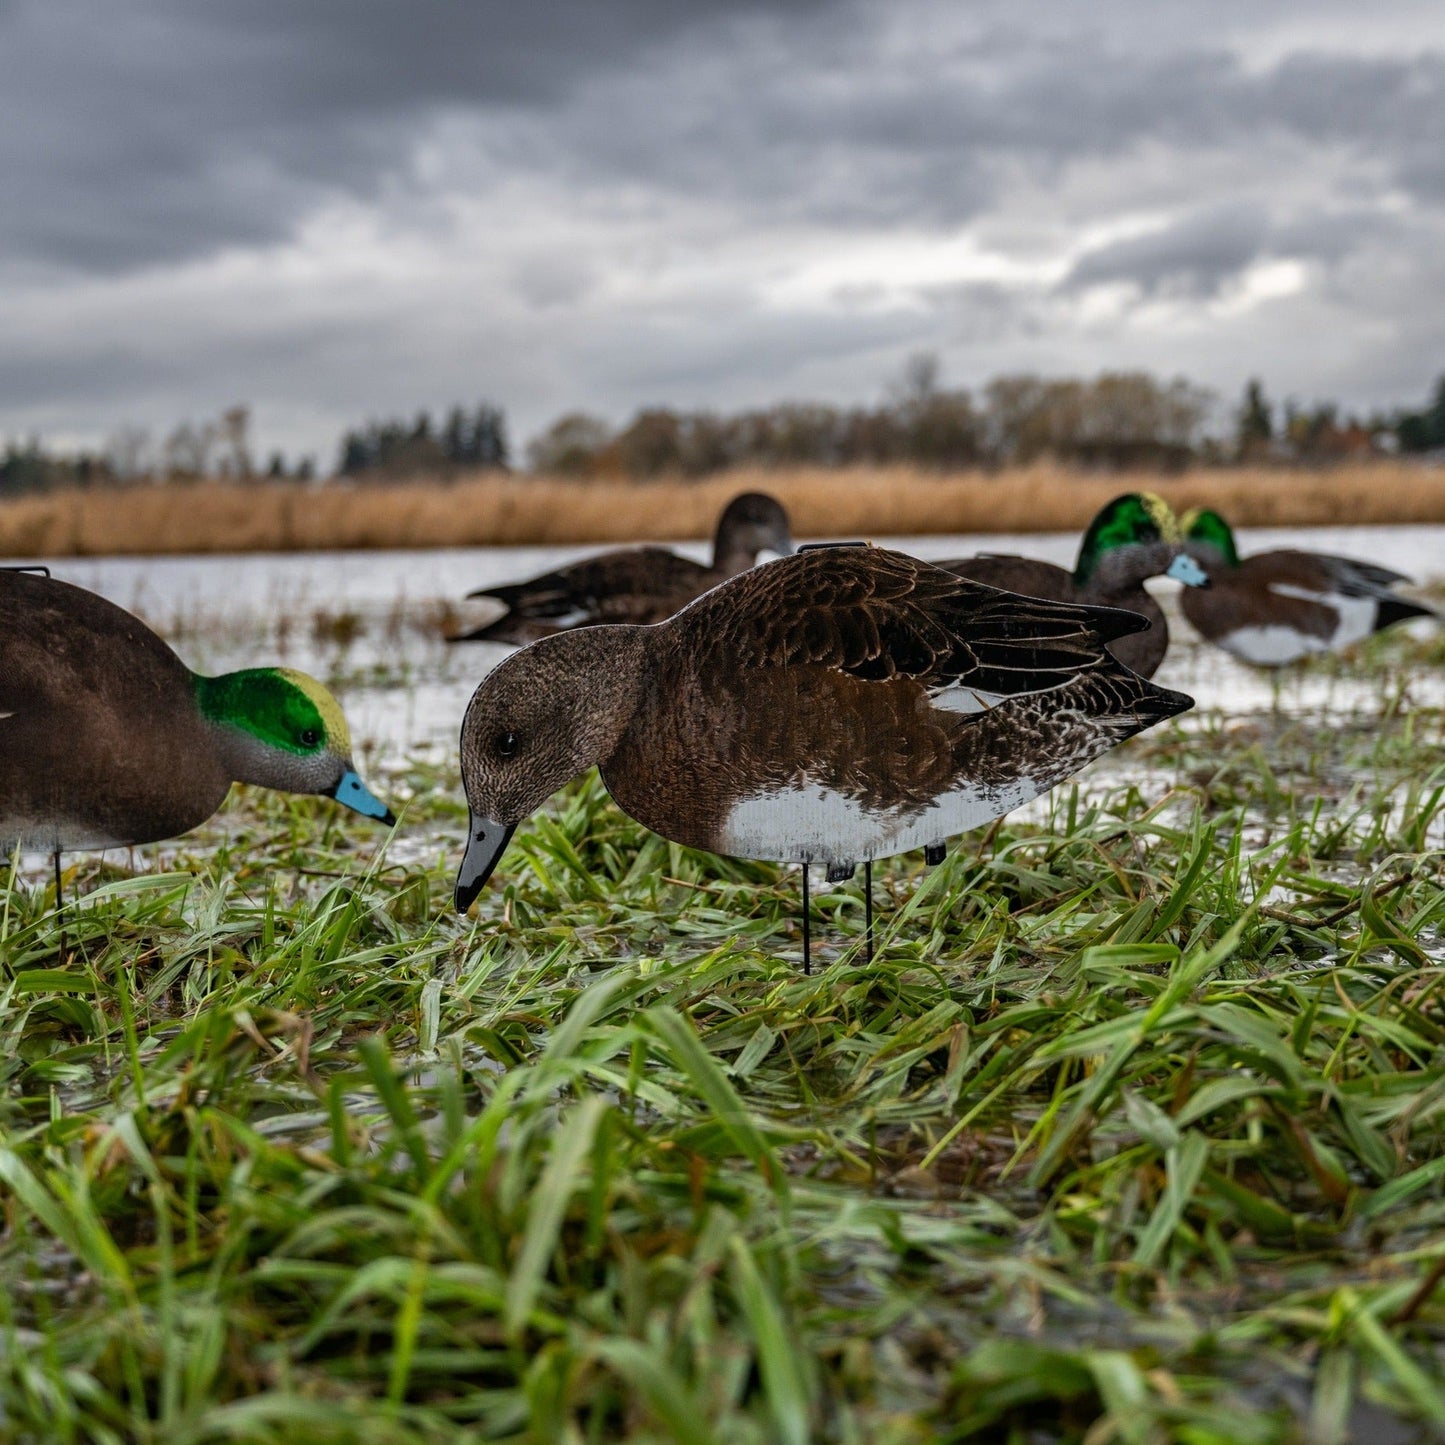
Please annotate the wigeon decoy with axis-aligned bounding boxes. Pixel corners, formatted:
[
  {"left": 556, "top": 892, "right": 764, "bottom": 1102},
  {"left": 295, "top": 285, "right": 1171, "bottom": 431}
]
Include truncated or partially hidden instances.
[
  {"left": 450, "top": 491, "right": 793, "bottom": 644},
  {"left": 1180, "top": 508, "right": 1437, "bottom": 667},
  {"left": 454, "top": 546, "right": 1192, "bottom": 967}
]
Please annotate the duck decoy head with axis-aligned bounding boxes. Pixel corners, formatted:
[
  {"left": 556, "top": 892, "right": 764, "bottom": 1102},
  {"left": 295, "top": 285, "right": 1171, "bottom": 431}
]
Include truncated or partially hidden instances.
[
  {"left": 1180, "top": 507, "right": 1240, "bottom": 570},
  {"left": 1073, "top": 492, "right": 1201, "bottom": 590},
  {"left": 196, "top": 667, "right": 396, "bottom": 823},
  {"left": 455, "top": 629, "right": 646, "bottom": 909},
  {"left": 716, "top": 491, "right": 795, "bottom": 565}
]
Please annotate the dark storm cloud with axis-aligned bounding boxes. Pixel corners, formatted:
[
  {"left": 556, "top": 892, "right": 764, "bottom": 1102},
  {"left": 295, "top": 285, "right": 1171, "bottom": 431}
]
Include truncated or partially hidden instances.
[
  {"left": 0, "top": 0, "right": 845, "bottom": 270},
  {"left": 6, "top": 0, "right": 1445, "bottom": 275},
  {"left": 547, "top": 44, "right": 1445, "bottom": 230},
  {"left": 6, "top": 1, "right": 1445, "bottom": 274},
  {"left": 1067, "top": 206, "right": 1270, "bottom": 298},
  {"left": 1062, "top": 204, "right": 1405, "bottom": 299}
]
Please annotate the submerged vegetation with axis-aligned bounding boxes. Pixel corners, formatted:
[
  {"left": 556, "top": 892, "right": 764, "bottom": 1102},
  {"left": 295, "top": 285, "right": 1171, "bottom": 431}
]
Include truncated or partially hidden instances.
[{"left": 2, "top": 622, "right": 1444, "bottom": 1442}]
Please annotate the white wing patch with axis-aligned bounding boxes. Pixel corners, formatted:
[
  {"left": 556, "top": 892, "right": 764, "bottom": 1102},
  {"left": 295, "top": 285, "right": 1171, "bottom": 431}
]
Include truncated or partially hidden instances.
[
  {"left": 542, "top": 607, "right": 594, "bottom": 628},
  {"left": 0, "top": 711, "right": 13, "bottom": 720},
  {"left": 931, "top": 686, "right": 1008, "bottom": 715},
  {"left": 930, "top": 675, "right": 1072, "bottom": 714}
]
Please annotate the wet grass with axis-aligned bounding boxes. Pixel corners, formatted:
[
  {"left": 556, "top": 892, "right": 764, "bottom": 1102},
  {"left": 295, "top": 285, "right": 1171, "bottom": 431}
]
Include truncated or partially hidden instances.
[{"left": 1, "top": 694, "right": 1444, "bottom": 1443}]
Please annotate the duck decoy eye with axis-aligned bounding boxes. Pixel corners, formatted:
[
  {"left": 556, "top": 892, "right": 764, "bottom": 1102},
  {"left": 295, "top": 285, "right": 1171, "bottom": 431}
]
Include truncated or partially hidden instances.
[
  {"left": 300, "top": 728, "right": 321, "bottom": 748},
  {"left": 495, "top": 730, "right": 520, "bottom": 758}
]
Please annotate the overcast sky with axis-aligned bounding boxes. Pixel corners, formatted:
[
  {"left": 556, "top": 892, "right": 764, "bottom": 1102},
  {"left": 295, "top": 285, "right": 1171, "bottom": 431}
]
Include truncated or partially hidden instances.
[{"left": 5, "top": 0, "right": 1445, "bottom": 467}]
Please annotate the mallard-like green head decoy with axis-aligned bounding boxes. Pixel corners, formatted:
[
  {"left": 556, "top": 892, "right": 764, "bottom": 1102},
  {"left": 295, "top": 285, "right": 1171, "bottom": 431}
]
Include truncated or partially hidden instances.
[
  {"left": 939, "top": 493, "right": 1209, "bottom": 678},
  {"left": 1179, "top": 507, "right": 1436, "bottom": 667},
  {"left": 1, "top": 569, "right": 395, "bottom": 860}
]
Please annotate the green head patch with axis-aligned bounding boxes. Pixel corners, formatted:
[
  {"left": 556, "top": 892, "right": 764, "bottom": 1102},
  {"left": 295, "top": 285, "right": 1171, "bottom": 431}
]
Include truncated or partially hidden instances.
[
  {"left": 195, "top": 668, "right": 351, "bottom": 756},
  {"left": 1073, "top": 492, "right": 1180, "bottom": 585},
  {"left": 1182, "top": 508, "right": 1240, "bottom": 568}
]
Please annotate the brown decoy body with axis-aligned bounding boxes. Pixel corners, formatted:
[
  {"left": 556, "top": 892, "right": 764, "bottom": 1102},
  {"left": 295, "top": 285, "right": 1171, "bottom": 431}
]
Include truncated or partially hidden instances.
[
  {"left": 1, "top": 568, "right": 394, "bottom": 878},
  {"left": 1180, "top": 509, "right": 1437, "bottom": 667},
  {"left": 455, "top": 546, "right": 1192, "bottom": 965},
  {"left": 938, "top": 493, "right": 1210, "bottom": 678},
  {"left": 450, "top": 490, "right": 793, "bottom": 644}
]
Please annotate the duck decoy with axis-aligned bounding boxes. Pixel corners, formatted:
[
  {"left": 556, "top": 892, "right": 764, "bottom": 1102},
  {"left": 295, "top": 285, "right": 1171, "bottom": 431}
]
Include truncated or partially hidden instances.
[
  {"left": 938, "top": 492, "right": 1210, "bottom": 678},
  {"left": 449, "top": 491, "right": 793, "bottom": 644},
  {"left": 1, "top": 569, "right": 395, "bottom": 913},
  {"left": 1180, "top": 508, "right": 1438, "bottom": 667},
  {"left": 454, "top": 546, "right": 1193, "bottom": 969}
]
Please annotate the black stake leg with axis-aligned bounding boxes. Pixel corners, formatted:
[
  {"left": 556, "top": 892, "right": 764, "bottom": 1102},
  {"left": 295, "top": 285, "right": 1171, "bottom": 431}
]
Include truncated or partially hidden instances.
[
  {"left": 864, "top": 860, "right": 873, "bottom": 962},
  {"left": 801, "top": 862, "right": 811, "bottom": 976},
  {"left": 52, "top": 850, "right": 65, "bottom": 960}
]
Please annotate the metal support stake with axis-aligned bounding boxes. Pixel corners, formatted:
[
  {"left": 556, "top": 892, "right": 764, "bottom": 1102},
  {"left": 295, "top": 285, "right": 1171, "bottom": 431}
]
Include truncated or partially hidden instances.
[
  {"left": 864, "top": 860, "right": 873, "bottom": 962},
  {"left": 52, "top": 851, "right": 65, "bottom": 960},
  {"left": 801, "top": 862, "right": 811, "bottom": 976}
]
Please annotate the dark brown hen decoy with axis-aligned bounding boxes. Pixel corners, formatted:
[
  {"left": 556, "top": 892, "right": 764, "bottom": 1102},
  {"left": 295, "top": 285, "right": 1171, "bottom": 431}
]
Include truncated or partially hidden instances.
[
  {"left": 1180, "top": 509, "right": 1437, "bottom": 667},
  {"left": 450, "top": 490, "right": 793, "bottom": 644},
  {"left": 455, "top": 546, "right": 1192, "bottom": 966},
  {"left": 939, "top": 493, "right": 1210, "bottom": 678}
]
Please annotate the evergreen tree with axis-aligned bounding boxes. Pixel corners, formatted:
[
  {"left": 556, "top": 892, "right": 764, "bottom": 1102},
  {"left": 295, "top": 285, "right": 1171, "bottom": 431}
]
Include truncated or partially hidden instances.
[
  {"left": 443, "top": 406, "right": 469, "bottom": 465},
  {"left": 338, "top": 431, "right": 371, "bottom": 475},
  {"left": 1238, "top": 379, "right": 1273, "bottom": 450},
  {"left": 473, "top": 403, "right": 509, "bottom": 468},
  {"left": 1429, "top": 374, "right": 1445, "bottom": 448}
]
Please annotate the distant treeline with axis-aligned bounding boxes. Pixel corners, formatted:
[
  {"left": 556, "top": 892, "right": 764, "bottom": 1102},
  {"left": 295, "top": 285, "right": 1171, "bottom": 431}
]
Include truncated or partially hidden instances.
[
  {"left": 5, "top": 364, "right": 1445, "bottom": 498},
  {"left": 525, "top": 368, "right": 1445, "bottom": 479},
  {"left": 337, "top": 403, "right": 509, "bottom": 478},
  {"left": 533, "top": 369, "right": 1209, "bottom": 478}
]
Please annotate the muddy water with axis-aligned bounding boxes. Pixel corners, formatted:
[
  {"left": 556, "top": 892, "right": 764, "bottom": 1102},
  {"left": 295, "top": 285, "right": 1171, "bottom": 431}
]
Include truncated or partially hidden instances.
[{"left": 12, "top": 524, "right": 1445, "bottom": 761}]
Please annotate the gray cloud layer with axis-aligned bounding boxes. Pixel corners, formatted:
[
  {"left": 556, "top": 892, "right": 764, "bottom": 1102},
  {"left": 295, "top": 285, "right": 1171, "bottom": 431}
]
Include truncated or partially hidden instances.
[{"left": 3, "top": 0, "right": 1444, "bottom": 461}]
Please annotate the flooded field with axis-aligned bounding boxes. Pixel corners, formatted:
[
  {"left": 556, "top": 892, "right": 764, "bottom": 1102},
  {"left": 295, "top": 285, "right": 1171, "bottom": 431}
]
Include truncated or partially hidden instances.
[{"left": 18, "top": 523, "right": 1445, "bottom": 762}]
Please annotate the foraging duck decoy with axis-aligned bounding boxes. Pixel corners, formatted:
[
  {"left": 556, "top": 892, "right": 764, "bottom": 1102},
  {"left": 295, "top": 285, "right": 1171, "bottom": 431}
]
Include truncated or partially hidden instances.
[
  {"left": 455, "top": 546, "right": 1193, "bottom": 968},
  {"left": 1, "top": 569, "right": 395, "bottom": 902},
  {"left": 938, "top": 493, "right": 1210, "bottom": 678},
  {"left": 449, "top": 490, "right": 793, "bottom": 644},
  {"left": 1180, "top": 508, "right": 1438, "bottom": 667}
]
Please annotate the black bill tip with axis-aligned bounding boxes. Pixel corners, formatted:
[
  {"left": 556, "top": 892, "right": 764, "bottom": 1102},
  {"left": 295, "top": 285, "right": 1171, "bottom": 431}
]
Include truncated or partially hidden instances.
[{"left": 455, "top": 814, "right": 517, "bottom": 913}]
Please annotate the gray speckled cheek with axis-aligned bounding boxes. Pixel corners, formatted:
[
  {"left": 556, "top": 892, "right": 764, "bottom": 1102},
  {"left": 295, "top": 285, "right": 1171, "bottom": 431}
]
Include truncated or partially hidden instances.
[{"left": 1086, "top": 540, "right": 1175, "bottom": 594}]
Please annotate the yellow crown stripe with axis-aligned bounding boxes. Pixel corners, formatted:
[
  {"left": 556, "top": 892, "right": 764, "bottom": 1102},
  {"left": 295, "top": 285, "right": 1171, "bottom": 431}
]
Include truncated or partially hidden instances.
[
  {"left": 278, "top": 669, "right": 352, "bottom": 754},
  {"left": 1139, "top": 492, "right": 1182, "bottom": 543}
]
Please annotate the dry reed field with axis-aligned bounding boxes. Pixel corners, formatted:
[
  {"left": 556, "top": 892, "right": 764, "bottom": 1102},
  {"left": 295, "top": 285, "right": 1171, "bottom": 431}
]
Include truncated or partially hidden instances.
[{"left": 3, "top": 462, "right": 1445, "bottom": 557}]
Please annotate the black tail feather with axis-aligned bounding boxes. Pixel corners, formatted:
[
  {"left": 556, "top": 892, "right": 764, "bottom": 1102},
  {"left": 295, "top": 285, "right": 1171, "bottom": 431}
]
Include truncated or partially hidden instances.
[{"left": 1375, "top": 596, "right": 1438, "bottom": 631}]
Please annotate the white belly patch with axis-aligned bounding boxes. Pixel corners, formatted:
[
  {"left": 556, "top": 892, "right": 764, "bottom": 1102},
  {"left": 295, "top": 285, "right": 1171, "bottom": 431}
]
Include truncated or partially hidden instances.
[
  {"left": 1267, "top": 584, "right": 1379, "bottom": 649},
  {"left": 1219, "top": 624, "right": 1323, "bottom": 667},
  {"left": 717, "top": 775, "right": 1040, "bottom": 866}
]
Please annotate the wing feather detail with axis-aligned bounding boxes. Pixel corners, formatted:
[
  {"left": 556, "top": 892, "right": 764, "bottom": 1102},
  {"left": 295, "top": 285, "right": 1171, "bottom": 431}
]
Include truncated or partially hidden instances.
[{"left": 679, "top": 548, "right": 1153, "bottom": 699}]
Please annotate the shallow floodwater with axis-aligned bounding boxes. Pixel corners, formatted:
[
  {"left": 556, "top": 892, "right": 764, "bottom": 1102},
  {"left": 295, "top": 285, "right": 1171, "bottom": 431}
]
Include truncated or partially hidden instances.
[{"left": 12, "top": 523, "right": 1445, "bottom": 761}]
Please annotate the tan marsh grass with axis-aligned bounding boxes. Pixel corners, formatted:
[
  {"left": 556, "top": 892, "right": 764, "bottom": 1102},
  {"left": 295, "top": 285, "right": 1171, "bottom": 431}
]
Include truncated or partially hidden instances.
[{"left": 3, "top": 462, "right": 1444, "bottom": 557}]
